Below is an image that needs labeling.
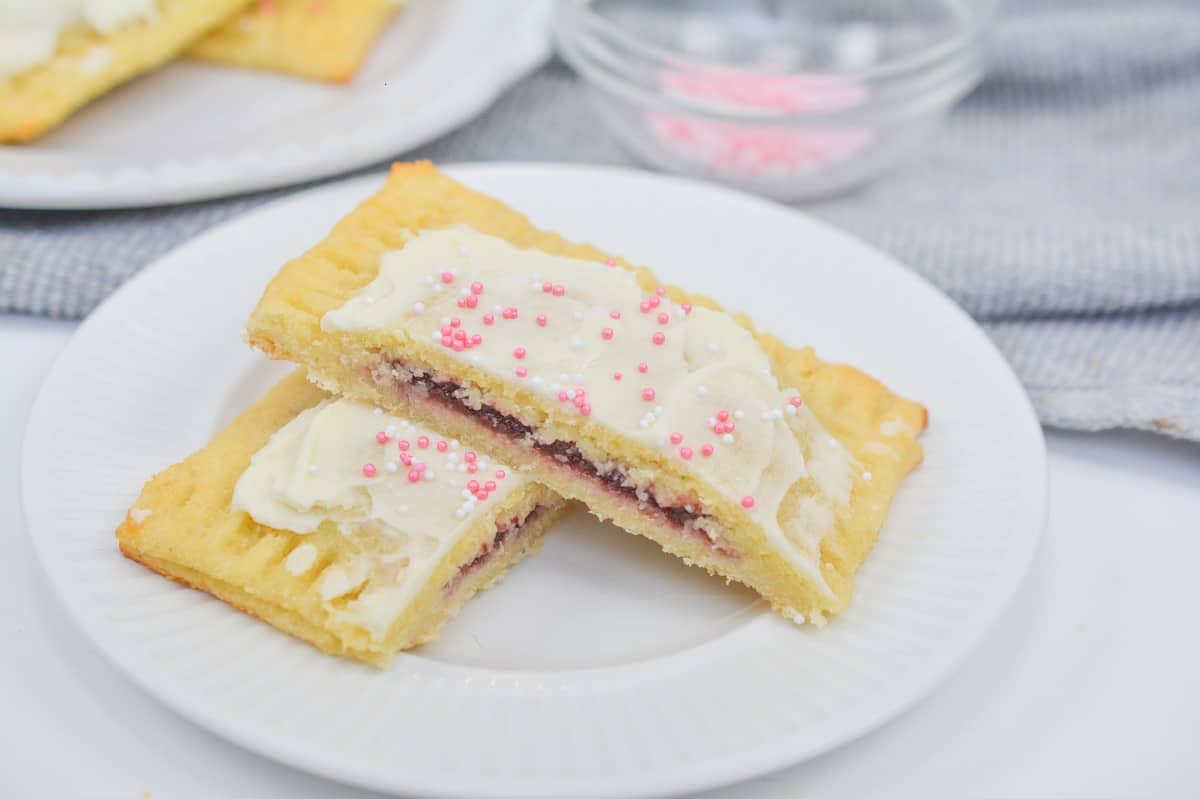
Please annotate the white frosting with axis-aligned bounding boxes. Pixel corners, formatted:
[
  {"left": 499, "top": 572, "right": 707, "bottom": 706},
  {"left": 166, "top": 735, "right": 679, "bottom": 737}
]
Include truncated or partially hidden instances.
[
  {"left": 0, "top": 0, "right": 158, "bottom": 79},
  {"left": 322, "top": 229, "right": 856, "bottom": 589},
  {"left": 233, "top": 397, "right": 528, "bottom": 639}
]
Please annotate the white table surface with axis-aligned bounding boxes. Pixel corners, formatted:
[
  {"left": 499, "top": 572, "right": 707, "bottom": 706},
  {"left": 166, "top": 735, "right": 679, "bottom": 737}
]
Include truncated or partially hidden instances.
[{"left": 3, "top": 314, "right": 1197, "bottom": 799}]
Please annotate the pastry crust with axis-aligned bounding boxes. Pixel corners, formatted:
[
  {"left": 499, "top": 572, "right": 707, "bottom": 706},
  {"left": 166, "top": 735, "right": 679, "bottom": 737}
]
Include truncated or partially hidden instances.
[
  {"left": 0, "top": 0, "right": 251, "bottom": 143},
  {"left": 246, "top": 162, "right": 928, "bottom": 622},
  {"left": 189, "top": 0, "right": 402, "bottom": 83},
  {"left": 115, "top": 370, "right": 565, "bottom": 667}
]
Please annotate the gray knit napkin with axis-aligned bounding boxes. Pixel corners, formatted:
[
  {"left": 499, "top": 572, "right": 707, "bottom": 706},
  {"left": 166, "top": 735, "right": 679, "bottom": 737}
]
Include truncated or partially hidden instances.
[{"left": 1, "top": 3, "right": 1197, "bottom": 441}]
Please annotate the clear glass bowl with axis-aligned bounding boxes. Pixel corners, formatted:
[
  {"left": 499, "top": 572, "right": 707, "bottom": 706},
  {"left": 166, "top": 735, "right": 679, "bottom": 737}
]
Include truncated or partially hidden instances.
[{"left": 554, "top": 0, "right": 997, "bottom": 201}]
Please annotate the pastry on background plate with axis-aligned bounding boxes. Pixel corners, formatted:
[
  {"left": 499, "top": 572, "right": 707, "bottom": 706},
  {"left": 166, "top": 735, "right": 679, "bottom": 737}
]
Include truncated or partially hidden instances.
[
  {"left": 117, "top": 371, "right": 565, "bottom": 667},
  {"left": 189, "top": 0, "right": 402, "bottom": 83},
  {"left": 0, "top": 0, "right": 251, "bottom": 143},
  {"left": 245, "top": 162, "right": 928, "bottom": 625}
]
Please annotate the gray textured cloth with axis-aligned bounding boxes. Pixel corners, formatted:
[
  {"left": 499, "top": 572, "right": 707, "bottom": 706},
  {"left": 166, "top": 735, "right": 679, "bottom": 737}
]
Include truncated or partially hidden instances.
[{"left": 1, "top": 4, "right": 1198, "bottom": 441}]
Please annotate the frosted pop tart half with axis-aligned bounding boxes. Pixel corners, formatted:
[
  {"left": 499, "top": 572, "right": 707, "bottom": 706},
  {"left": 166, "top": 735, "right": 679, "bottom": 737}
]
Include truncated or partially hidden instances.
[
  {"left": 246, "top": 162, "right": 927, "bottom": 624},
  {"left": 117, "top": 371, "right": 565, "bottom": 667}
]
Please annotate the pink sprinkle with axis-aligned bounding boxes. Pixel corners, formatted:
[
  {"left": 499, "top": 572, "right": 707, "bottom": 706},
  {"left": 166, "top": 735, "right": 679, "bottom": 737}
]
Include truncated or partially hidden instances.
[
  {"left": 468, "top": 480, "right": 480, "bottom": 492},
  {"left": 515, "top": 367, "right": 528, "bottom": 378},
  {"left": 491, "top": 471, "right": 503, "bottom": 483},
  {"left": 450, "top": 317, "right": 461, "bottom": 328},
  {"left": 573, "top": 395, "right": 586, "bottom": 407},
  {"left": 415, "top": 462, "right": 427, "bottom": 472},
  {"left": 649, "top": 296, "right": 661, "bottom": 308},
  {"left": 558, "top": 391, "right": 569, "bottom": 402},
  {"left": 656, "top": 286, "right": 667, "bottom": 296},
  {"left": 542, "top": 281, "right": 554, "bottom": 293},
  {"left": 668, "top": 433, "right": 683, "bottom": 446},
  {"left": 610, "top": 310, "right": 621, "bottom": 319},
  {"left": 642, "top": 388, "right": 656, "bottom": 401},
  {"left": 717, "top": 410, "right": 730, "bottom": 422},
  {"left": 639, "top": 301, "right": 652, "bottom": 314},
  {"left": 465, "top": 452, "right": 477, "bottom": 463},
  {"left": 452, "top": 341, "right": 465, "bottom": 352},
  {"left": 681, "top": 303, "right": 693, "bottom": 314},
  {"left": 417, "top": 436, "right": 430, "bottom": 448},
  {"left": 580, "top": 403, "right": 592, "bottom": 416},
  {"left": 463, "top": 295, "right": 478, "bottom": 309},
  {"left": 637, "top": 362, "right": 649, "bottom": 373},
  {"left": 604, "top": 257, "right": 616, "bottom": 267},
  {"left": 454, "top": 329, "right": 467, "bottom": 341},
  {"left": 486, "top": 480, "right": 497, "bottom": 491},
  {"left": 440, "top": 325, "right": 452, "bottom": 336},
  {"left": 362, "top": 463, "right": 377, "bottom": 477},
  {"left": 613, "top": 371, "right": 622, "bottom": 381},
  {"left": 441, "top": 336, "right": 453, "bottom": 348},
  {"left": 657, "top": 313, "right": 670, "bottom": 325},
  {"left": 537, "top": 314, "right": 548, "bottom": 327},
  {"left": 503, "top": 307, "right": 518, "bottom": 319},
  {"left": 407, "top": 469, "right": 421, "bottom": 483},
  {"left": 375, "top": 431, "right": 389, "bottom": 444},
  {"left": 679, "top": 447, "right": 693, "bottom": 460},
  {"left": 475, "top": 490, "right": 489, "bottom": 501},
  {"left": 440, "top": 271, "right": 455, "bottom": 284},
  {"left": 470, "top": 281, "right": 484, "bottom": 295},
  {"left": 741, "top": 496, "right": 756, "bottom": 509},
  {"left": 467, "top": 463, "right": 478, "bottom": 474},
  {"left": 436, "top": 440, "right": 448, "bottom": 452},
  {"left": 470, "top": 334, "right": 482, "bottom": 346},
  {"left": 398, "top": 440, "right": 410, "bottom": 451},
  {"left": 790, "top": 396, "right": 804, "bottom": 407},
  {"left": 552, "top": 284, "right": 565, "bottom": 297},
  {"left": 652, "top": 332, "right": 667, "bottom": 345},
  {"left": 701, "top": 444, "right": 714, "bottom": 457},
  {"left": 513, "top": 347, "right": 526, "bottom": 359},
  {"left": 483, "top": 313, "right": 495, "bottom": 325},
  {"left": 601, "top": 327, "right": 614, "bottom": 340}
]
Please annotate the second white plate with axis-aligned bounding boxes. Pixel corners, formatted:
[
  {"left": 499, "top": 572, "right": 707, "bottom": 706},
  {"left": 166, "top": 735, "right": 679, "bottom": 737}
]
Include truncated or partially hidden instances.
[
  {"left": 22, "top": 164, "right": 1046, "bottom": 797},
  {"left": 0, "top": 0, "right": 549, "bottom": 209}
]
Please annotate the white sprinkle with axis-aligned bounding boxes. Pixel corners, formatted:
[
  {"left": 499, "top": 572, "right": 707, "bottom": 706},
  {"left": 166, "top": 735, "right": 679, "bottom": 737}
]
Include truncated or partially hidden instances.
[
  {"left": 455, "top": 509, "right": 467, "bottom": 519},
  {"left": 654, "top": 405, "right": 664, "bottom": 415},
  {"left": 638, "top": 419, "right": 649, "bottom": 429},
  {"left": 685, "top": 504, "right": 695, "bottom": 513},
  {"left": 307, "top": 464, "right": 319, "bottom": 474},
  {"left": 559, "top": 373, "right": 570, "bottom": 383},
  {"left": 363, "top": 295, "right": 375, "bottom": 306},
  {"left": 494, "top": 305, "right": 504, "bottom": 313},
  {"left": 574, "top": 373, "right": 585, "bottom": 383},
  {"left": 697, "top": 386, "right": 709, "bottom": 396},
  {"left": 412, "top": 302, "right": 425, "bottom": 314},
  {"left": 373, "top": 408, "right": 383, "bottom": 416},
  {"left": 385, "top": 424, "right": 396, "bottom": 437},
  {"left": 530, "top": 282, "right": 543, "bottom": 293},
  {"left": 734, "top": 410, "right": 744, "bottom": 419},
  {"left": 707, "top": 417, "right": 716, "bottom": 427},
  {"left": 385, "top": 462, "right": 398, "bottom": 474},
  {"left": 129, "top": 507, "right": 152, "bottom": 524},
  {"left": 431, "top": 330, "right": 442, "bottom": 341},
  {"left": 470, "top": 355, "right": 481, "bottom": 364},
  {"left": 462, "top": 489, "right": 473, "bottom": 499},
  {"left": 722, "top": 434, "right": 734, "bottom": 444},
  {"left": 458, "top": 464, "right": 468, "bottom": 473},
  {"left": 532, "top": 273, "right": 542, "bottom": 282},
  {"left": 863, "top": 471, "right": 873, "bottom": 482},
  {"left": 459, "top": 287, "right": 470, "bottom": 297},
  {"left": 571, "top": 339, "right": 584, "bottom": 351},
  {"left": 550, "top": 383, "right": 561, "bottom": 392},
  {"left": 441, "top": 316, "right": 451, "bottom": 326},
  {"left": 457, "top": 245, "right": 468, "bottom": 256},
  {"left": 573, "top": 310, "right": 585, "bottom": 321},
  {"left": 568, "top": 389, "right": 577, "bottom": 399},
  {"left": 433, "top": 284, "right": 444, "bottom": 293},
  {"left": 829, "top": 438, "right": 840, "bottom": 448},
  {"left": 451, "top": 440, "right": 460, "bottom": 449},
  {"left": 532, "top": 376, "right": 543, "bottom": 387},
  {"left": 785, "top": 405, "right": 797, "bottom": 416},
  {"left": 791, "top": 611, "right": 806, "bottom": 625},
  {"left": 707, "top": 342, "right": 719, "bottom": 352},
  {"left": 397, "top": 505, "right": 408, "bottom": 514},
  {"left": 424, "top": 469, "right": 436, "bottom": 481},
  {"left": 424, "top": 275, "right": 435, "bottom": 285}
]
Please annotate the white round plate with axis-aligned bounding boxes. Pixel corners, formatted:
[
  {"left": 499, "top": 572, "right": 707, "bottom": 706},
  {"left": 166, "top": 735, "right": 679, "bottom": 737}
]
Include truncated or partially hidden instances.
[
  {"left": 23, "top": 164, "right": 1046, "bottom": 797},
  {"left": 0, "top": 1, "right": 548, "bottom": 209}
]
